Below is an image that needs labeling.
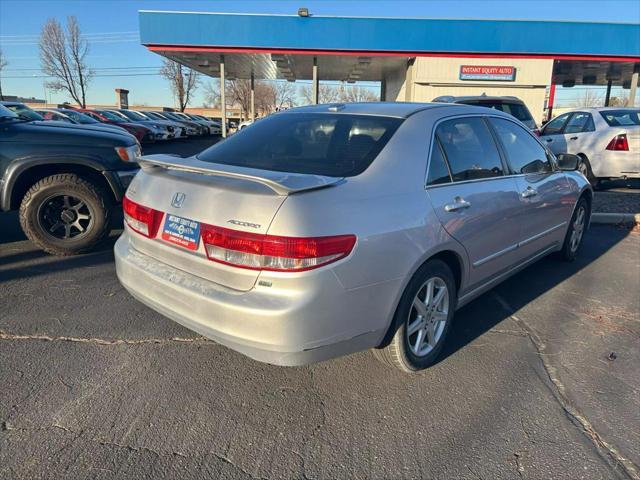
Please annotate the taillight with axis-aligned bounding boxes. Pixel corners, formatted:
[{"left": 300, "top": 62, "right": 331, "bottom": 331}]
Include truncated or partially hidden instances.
[
  {"left": 606, "top": 134, "right": 629, "bottom": 151},
  {"left": 201, "top": 224, "right": 356, "bottom": 272},
  {"left": 122, "top": 195, "right": 163, "bottom": 238}
]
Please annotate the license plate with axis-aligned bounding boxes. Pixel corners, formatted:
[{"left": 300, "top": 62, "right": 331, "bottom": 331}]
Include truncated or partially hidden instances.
[{"left": 161, "top": 214, "right": 201, "bottom": 250}]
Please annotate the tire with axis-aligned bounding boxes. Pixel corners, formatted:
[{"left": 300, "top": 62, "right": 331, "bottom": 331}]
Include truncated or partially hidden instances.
[
  {"left": 19, "top": 173, "right": 112, "bottom": 256},
  {"left": 577, "top": 156, "right": 598, "bottom": 187},
  {"left": 373, "top": 259, "right": 457, "bottom": 372},
  {"left": 559, "top": 197, "right": 589, "bottom": 262}
]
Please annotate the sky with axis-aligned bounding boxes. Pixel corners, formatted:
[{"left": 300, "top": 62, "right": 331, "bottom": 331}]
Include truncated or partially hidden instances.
[{"left": 1, "top": 0, "right": 639, "bottom": 108}]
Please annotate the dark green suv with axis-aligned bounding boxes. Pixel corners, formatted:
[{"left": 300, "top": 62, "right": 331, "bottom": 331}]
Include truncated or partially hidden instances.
[{"left": 0, "top": 102, "right": 140, "bottom": 255}]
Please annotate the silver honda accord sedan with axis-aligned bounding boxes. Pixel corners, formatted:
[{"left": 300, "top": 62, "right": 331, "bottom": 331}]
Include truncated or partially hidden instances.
[{"left": 115, "top": 102, "right": 592, "bottom": 372}]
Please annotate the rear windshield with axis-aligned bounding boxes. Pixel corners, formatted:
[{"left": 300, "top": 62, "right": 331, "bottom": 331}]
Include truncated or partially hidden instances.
[
  {"left": 599, "top": 110, "right": 640, "bottom": 127},
  {"left": 197, "top": 113, "right": 403, "bottom": 177},
  {"left": 462, "top": 100, "right": 533, "bottom": 122}
]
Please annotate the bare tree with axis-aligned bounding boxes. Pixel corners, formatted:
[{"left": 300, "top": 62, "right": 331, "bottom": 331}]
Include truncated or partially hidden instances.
[
  {"left": 265, "top": 81, "right": 296, "bottom": 111},
  {"left": 571, "top": 89, "right": 604, "bottom": 108},
  {"left": 160, "top": 59, "right": 199, "bottom": 112},
  {"left": 338, "top": 84, "right": 379, "bottom": 102},
  {"left": 608, "top": 92, "right": 631, "bottom": 107},
  {"left": 203, "top": 80, "right": 220, "bottom": 109},
  {"left": 0, "top": 48, "right": 7, "bottom": 101},
  {"left": 39, "top": 16, "right": 93, "bottom": 107},
  {"left": 299, "top": 84, "right": 340, "bottom": 105}
]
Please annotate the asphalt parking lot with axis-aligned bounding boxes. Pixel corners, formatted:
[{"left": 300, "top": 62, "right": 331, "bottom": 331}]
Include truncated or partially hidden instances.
[{"left": 1, "top": 208, "right": 638, "bottom": 478}]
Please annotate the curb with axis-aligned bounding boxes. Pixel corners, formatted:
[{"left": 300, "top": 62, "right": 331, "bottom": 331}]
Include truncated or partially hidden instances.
[{"left": 591, "top": 213, "right": 640, "bottom": 225}]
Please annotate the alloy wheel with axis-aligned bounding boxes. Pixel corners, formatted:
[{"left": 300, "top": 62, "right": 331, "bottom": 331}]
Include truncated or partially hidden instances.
[
  {"left": 37, "top": 194, "right": 94, "bottom": 240},
  {"left": 406, "top": 277, "right": 449, "bottom": 357},
  {"left": 570, "top": 205, "right": 586, "bottom": 253}
]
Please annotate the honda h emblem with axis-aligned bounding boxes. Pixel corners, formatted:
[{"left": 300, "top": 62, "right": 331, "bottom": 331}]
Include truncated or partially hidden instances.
[{"left": 171, "top": 192, "right": 186, "bottom": 208}]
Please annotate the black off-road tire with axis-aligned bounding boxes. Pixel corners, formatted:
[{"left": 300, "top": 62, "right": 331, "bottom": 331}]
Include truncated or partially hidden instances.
[
  {"left": 19, "top": 174, "right": 112, "bottom": 256},
  {"left": 373, "top": 260, "right": 457, "bottom": 373}
]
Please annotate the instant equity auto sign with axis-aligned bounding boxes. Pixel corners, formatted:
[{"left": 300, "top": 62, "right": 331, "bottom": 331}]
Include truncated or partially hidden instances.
[{"left": 459, "top": 65, "right": 517, "bottom": 81}]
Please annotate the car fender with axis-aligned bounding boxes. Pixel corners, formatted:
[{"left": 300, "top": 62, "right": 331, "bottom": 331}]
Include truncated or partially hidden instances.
[
  {"left": 1, "top": 154, "right": 114, "bottom": 211},
  {"left": 562, "top": 171, "right": 593, "bottom": 232},
  {"left": 376, "top": 222, "right": 470, "bottom": 346}
]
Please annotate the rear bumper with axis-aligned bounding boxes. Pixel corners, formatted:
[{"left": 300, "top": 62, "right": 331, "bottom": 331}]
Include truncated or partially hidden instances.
[
  {"left": 591, "top": 152, "right": 640, "bottom": 178},
  {"left": 114, "top": 232, "right": 389, "bottom": 366}
]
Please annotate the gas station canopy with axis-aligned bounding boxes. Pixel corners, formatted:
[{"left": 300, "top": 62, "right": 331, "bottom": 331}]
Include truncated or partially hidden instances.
[{"left": 139, "top": 10, "right": 640, "bottom": 82}]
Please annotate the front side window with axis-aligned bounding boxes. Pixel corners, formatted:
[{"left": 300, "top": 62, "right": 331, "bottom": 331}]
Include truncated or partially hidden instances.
[
  {"left": 435, "top": 117, "right": 504, "bottom": 182},
  {"left": 490, "top": 118, "right": 552, "bottom": 175},
  {"left": 197, "top": 113, "right": 402, "bottom": 177},
  {"left": 542, "top": 113, "right": 571, "bottom": 135},
  {"left": 565, "top": 112, "right": 594, "bottom": 134}
]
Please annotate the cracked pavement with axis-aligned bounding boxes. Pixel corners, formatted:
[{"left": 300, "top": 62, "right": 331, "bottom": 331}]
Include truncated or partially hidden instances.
[{"left": 1, "top": 210, "right": 639, "bottom": 479}]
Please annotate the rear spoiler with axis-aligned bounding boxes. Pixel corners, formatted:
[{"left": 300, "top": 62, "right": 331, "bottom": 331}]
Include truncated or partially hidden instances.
[{"left": 138, "top": 154, "right": 344, "bottom": 196}]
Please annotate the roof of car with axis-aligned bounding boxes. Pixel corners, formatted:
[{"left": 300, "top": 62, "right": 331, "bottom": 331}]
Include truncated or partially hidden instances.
[
  {"left": 280, "top": 102, "right": 461, "bottom": 119},
  {"left": 433, "top": 95, "right": 524, "bottom": 104}
]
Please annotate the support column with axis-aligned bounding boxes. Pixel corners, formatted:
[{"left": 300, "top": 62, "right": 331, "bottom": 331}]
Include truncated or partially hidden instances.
[
  {"left": 312, "top": 56, "right": 319, "bottom": 104},
  {"left": 250, "top": 71, "right": 255, "bottom": 120},
  {"left": 604, "top": 78, "right": 612, "bottom": 107},
  {"left": 547, "top": 83, "right": 556, "bottom": 122},
  {"left": 629, "top": 71, "right": 638, "bottom": 107},
  {"left": 405, "top": 59, "right": 414, "bottom": 102},
  {"left": 220, "top": 55, "right": 227, "bottom": 138}
]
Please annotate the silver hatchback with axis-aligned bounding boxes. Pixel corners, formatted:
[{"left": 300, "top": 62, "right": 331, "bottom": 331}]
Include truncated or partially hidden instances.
[{"left": 115, "top": 103, "right": 592, "bottom": 372}]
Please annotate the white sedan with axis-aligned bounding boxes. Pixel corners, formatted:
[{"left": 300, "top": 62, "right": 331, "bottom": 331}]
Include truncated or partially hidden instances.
[{"left": 539, "top": 107, "right": 640, "bottom": 185}]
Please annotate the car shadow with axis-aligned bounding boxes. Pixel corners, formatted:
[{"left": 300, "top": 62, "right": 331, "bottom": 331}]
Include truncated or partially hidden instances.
[
  {"left": 438, "top": 225, "right": 633, "bottom": 363},
  {"left": 0, "top": 235, "right": 118, "bottom": 283}
]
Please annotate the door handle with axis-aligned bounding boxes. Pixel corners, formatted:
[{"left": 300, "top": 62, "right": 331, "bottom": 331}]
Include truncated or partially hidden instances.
[
  {"left": 521, "top": 187, "right": 538, "bottom": 198},
  {"left": 570, "top": 136, "right": 578, "bottom": 140},
  {"left": 444, "top": 196, "right": 471, "bottom": 212},
  {"left": 545, "top": 138, "right": 553, "bottom": 143}
]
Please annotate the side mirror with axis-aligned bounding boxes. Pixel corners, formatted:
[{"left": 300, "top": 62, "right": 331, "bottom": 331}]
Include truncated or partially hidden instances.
[{"left": 556, "top": 153, "right": 580, "bottom": 171}]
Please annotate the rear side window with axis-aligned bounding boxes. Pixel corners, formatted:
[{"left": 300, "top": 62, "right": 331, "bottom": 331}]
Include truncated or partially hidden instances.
[
  {"left": 427, "top": 140, "right": 452, "bottom": 185},
  {"left": 197, "top": 113, "right": 402, "bottom": 177},
  {"left": 464, "top": 101, "right": 533, "bottom": 123},
  {"left": 565, "top": 112, "right": 594, "bottom": 133},
  {"left": 490, "top": 118, "right": 552, "bottom": 174},
  {"left": 436, "top": 117, "right": 504, "bottom": 181},
  {"left": 599, "top": 109, "right": 640, "bottom": 126}
]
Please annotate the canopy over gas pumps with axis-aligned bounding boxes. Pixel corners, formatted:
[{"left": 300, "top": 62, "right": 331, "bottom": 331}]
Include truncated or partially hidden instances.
[{"left": 139, "top": 10, "right": 640, "bottom": 134}]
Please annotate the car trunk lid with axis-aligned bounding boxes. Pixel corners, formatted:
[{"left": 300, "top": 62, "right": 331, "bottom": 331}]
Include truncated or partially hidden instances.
[{"left": 125, "top": 155, "right": 342, "bottom": 291}]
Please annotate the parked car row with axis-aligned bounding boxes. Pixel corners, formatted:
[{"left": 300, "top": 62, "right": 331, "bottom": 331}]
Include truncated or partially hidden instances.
[{"left": 5, "top": 102, "right": 222, "bottom": 144}]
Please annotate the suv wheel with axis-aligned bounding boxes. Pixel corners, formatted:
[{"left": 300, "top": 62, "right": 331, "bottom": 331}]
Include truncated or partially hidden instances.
[
  {"left": 373, "top": 260, "right": 456, "bottom": 372},
  {"left": 19, "top": 174, "right": 111, "bottom": 255}
]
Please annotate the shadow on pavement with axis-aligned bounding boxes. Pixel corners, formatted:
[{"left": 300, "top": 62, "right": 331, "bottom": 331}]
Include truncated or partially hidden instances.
[
  {"left": 0, "top": 235, "right": 117, "bottom": 283},
  {"left": 440, "top": 225, "right": 633, "bottom": 363}
]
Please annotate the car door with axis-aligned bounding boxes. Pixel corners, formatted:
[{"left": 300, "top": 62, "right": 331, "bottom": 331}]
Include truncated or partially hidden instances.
[
  {"left": 539, "top": 112, "right": 571, "bottom": 154},
  {"left": 561, "top": 111, "right": 595, "bottom": 155},
  {"left": 489, "top": 117, "right": 575, "bottom": 260},
  {"left": 426, "top": 116, "right": 523, "bottom": 289}
]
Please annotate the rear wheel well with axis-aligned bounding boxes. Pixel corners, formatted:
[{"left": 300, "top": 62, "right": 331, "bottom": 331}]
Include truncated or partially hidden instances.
[
  {"left": 579, "top": 189, "right": 593, "bottom": 214},
  {"left": 377, "top": 249, "right": 463, "bottom": 348},
  {"left": 9, "top": 164, "right": 116, "bottom": 210},
  {"left": 429, "top": 250, "right": 462, "bottom": 294}
]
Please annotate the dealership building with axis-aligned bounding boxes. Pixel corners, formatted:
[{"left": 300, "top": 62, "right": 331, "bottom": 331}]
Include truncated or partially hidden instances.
[{"left": 138, "top": 10, "right": 640, "bottom": 135}]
